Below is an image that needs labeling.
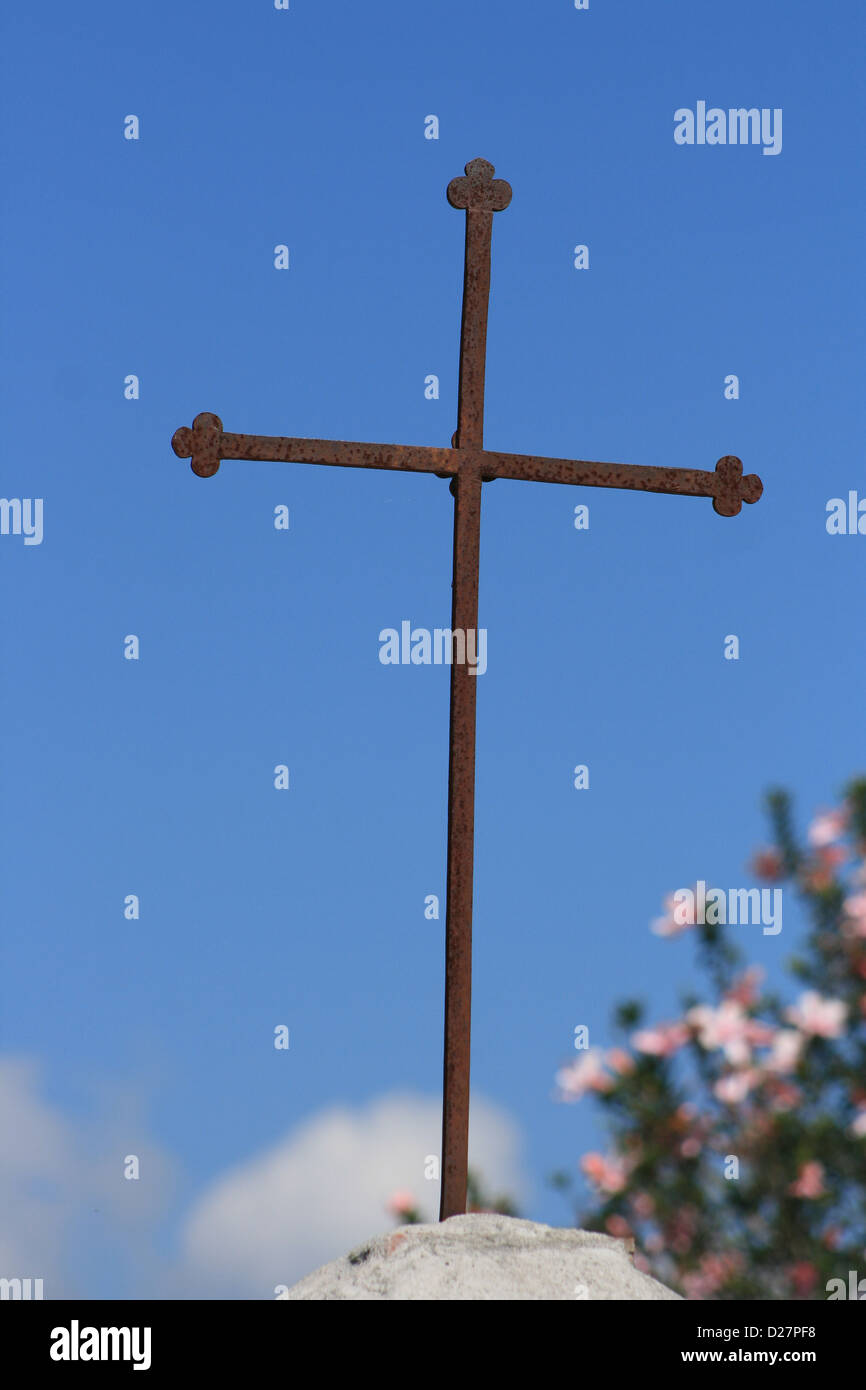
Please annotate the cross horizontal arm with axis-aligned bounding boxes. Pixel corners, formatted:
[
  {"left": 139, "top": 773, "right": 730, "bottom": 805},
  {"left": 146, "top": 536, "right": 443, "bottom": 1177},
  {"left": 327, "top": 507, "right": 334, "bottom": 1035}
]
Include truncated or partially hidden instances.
[
  {"left": 172, "top": 412, "right": 455, "bottom": 479},
  {"left": 171, "top": 416, "right": 761, "bottom": 517},
  {"left": 484, "top": 450, "right": 762, "bottom": 517}
]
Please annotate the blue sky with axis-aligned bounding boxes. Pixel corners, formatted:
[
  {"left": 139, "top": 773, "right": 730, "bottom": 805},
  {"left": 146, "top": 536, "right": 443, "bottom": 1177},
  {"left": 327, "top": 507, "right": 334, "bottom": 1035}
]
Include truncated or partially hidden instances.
[{"left": 1, "top": 0, "right": 863, "bottom": 1297}]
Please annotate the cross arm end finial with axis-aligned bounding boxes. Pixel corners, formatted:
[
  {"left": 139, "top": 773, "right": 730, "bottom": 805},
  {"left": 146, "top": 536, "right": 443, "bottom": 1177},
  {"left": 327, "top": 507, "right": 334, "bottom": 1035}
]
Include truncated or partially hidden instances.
[
  {"left": 172, "top": 412, "right": 223, "bottom": 477},
  {"left": 712, "top": 456, "right": 763, "bottom": 516}
]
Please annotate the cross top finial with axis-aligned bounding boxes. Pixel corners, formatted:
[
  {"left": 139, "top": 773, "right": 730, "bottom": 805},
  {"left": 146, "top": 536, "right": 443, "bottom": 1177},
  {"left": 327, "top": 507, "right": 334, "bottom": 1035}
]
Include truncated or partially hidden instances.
[{"left": 447, "top": 158, "right": 512, "bottom": 213}]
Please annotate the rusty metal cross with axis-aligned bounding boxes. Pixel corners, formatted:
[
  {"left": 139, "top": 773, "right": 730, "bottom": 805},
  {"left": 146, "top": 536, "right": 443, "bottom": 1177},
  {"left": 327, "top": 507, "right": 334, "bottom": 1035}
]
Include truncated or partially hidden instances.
[{"left": 171, "top": 157, "right": 762, "bottom": 1222}]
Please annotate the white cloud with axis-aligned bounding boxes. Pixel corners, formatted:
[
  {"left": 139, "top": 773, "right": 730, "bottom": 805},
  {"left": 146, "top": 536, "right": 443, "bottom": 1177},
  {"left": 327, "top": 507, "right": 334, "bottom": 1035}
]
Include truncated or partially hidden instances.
[
  {"left": 0, "top": 1057, "right": 79, "bottom": 1287},
  {"left": 0, "top": 1061, "right": 526, "bottom": 1298},
  {"left": 0, "top": 1057, "right": 177, "bottom": 1297},
  {"left": 179, "top": 1091, "right": 527, "bottom": 1296}
]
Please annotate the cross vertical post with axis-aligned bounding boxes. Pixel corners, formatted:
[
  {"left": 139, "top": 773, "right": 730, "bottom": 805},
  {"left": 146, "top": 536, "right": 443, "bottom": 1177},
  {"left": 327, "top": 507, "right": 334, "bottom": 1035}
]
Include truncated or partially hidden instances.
[
  {"left": 440, "top": 469, "right": 481, "bottom": 1219},
  {"left": 170, "top": 156, "right": 762, "bottom": 1226},
  {"left": 439, "top": 158, "right": 512, "bottom": 1219}
]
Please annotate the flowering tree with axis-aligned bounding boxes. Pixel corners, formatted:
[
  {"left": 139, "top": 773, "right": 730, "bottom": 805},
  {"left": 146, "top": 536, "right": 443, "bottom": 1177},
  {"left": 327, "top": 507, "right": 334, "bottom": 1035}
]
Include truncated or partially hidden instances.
[{"left": 553, "top": 778, "right": 866, "bottom": 1299}]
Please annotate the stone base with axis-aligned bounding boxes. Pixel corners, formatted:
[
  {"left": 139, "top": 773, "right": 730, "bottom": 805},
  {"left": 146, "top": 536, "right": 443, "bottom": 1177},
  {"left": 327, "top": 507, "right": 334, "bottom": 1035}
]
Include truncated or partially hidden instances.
[{"left": 285, "top": 1213, "right": 680, "bottom": 1300}]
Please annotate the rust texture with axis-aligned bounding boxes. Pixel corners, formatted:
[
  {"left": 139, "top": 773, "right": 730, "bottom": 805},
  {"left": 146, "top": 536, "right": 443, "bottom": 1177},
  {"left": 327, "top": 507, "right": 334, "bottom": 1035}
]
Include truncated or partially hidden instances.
[
  {"left": 170, "top": 157, "right": 763, "bottom": 1224},
  {"left": 172, "top": 414, "right": 455, "bottom": 480},
  {"left": 446, "top": 158, "right": 512, "bottom": 450},
  {"left": 440, "top": 463, "right": 483, "bottom": 1220},
  {"left": 486, "top": 450, "right": 762, "bottom": 515}
]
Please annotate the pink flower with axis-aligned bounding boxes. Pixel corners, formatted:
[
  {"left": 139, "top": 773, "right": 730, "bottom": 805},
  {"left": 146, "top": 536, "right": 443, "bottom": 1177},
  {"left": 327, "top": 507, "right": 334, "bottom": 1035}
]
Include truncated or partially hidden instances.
[
  {"left": 714, "top": 1069, "right": 760, "bottom": 1104},
  {"left": 687, "top": 1001, "right": 766, "bottom": 1067},
  {"left": 808, "top": 807, "right": 848, "bottom": 847},
  {"left": 631, "top": 1021, "right": 689, "bottom": 1057},
  {"left": 843, "top": 893, "right": 866, "bottom": 937},
  {"left": 555, "top": 1049, "right": 613, "bottom": 1101},
  {"left": 726, "top": 966, "right": 764, "bottom": 1008},
  {"left": 666, "top": 1205, "right": 699, "bottom": 1257},
  {"left": 650, "top": 892, "right": 694, "bottom": 937},
  {"left": 819, "top": 844, "right": 847, "bottom": 868},
  {"left": 746, "top": 1019, "right": 776, "bottom": 1047},
  {"left": 765, "top": 1078, "right": 803, "bottom": 1112},
  {"left": 789, "top": 1262, "right": 818, "bottom": 1297},
  {"left": 386, "top": 1189, "right": 417, "bottom": 1217},
  {"left": 605, "top": 1213, "right": 632, "bottom": 1238},
  {"left": 606, "top": 1047, "right": 636, "bottom": 1076},
  {"left": 631, "top": 1191, "right": 655, "bottom": 1219},
  {"left": 788, "top": 1161, "right": 826, "bottom": 1199},
  {"left": 750, "top": 847, "right": 784, "bottom": 881},
  {"left": 800, "top": 845, "right": 846, "bottom": 892},
  {"left": 785, "top": 990, "right": 848, "bottom": 1038},
  {"left": 681, "top": 1251, "right": 742, "bottom": 1299},
  {"left": 765, "top": 1028, "right": 804, "bottom": 1074},
  {"left": 581, "top": 1151, "right": 629, "bottom": 1194}
]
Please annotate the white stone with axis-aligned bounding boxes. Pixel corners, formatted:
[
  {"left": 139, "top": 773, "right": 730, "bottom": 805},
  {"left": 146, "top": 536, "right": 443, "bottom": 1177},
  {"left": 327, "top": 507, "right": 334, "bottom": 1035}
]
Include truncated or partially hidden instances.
[{"left": 285, "top": 1213, "right": 680, "bottom": 1301}]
